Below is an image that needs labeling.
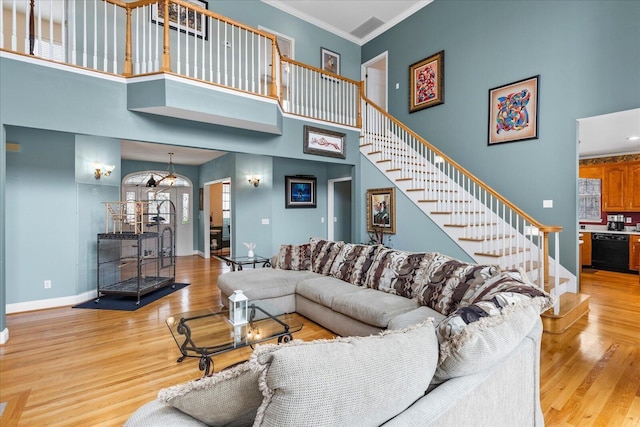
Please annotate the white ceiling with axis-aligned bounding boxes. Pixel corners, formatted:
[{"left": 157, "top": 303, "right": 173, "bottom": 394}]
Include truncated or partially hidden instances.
[
  {"left": 262, "top": 0, "right": 432, "bottom": 45},
  {"left": 120, "top": 140, "right": 226, "bottom": 166},
  {"left": 578, "top": 108, "right": 640, "bottom": 158}
]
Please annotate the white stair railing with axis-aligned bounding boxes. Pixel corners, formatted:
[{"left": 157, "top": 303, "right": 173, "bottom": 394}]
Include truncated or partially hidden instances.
[{"left": 361, "top": 97, "right": 564, "bottom": 299}]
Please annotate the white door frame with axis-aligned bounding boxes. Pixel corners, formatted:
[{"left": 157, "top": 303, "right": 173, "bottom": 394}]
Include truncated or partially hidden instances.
[
  {"left": 327, "top": 177, "right": 352, "bottom": 241},
  {"left": 361, "top": 51, "right": 388, "bottom": 111},
  {"left": 202, "top": 177, "right": 231, "bottom": 259}
]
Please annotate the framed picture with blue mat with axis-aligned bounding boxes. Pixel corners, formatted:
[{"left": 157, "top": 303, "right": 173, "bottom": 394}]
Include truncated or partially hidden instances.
[{"left": 73, "top": 283, "right": 189, "bottom": 311}]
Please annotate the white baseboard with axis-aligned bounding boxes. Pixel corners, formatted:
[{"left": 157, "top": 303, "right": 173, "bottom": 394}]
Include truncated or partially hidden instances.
[
  {"left": 0, "top": 327, "right": 8, "bottom": 344},
  {"left": 6, "top": 290, "right": 97, "bottom": 314}
]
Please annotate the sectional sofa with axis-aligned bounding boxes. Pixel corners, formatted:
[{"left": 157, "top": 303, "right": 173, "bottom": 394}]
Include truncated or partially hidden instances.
[{"left": 126, "top": 237, "right": 554, "bottom": 426}]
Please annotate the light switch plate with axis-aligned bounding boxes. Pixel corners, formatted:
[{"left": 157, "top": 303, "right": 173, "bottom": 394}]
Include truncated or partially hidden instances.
[{"left": 543, "top": 200, "right": 553, "bottom": 208}]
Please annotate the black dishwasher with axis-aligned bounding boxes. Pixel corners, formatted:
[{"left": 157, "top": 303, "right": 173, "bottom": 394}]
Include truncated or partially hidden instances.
[{"left": 591, "top": 233, "right": 629, "bottom": 273}]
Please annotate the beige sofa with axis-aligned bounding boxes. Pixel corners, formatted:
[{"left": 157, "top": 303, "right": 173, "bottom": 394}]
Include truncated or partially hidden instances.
[{"left": 126, "top": 238, "right": 554, "bottom": 426}]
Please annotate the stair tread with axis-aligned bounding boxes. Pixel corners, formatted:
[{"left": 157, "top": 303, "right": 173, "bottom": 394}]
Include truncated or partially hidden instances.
[
  {"left": 475, "top": 247, "right": 529, "bottom": 257},
  {"left": 542, "top": 293, "right": 590, "bottom": 318}
]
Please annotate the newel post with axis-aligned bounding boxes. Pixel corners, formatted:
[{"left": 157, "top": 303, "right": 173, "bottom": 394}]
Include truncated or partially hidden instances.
[
  {"left": 542, "top": 231, "right": 550, "bottom": 293},
  {"left": 122, "top": 6, "right": 132, "bottom": 76},
  {"left": 161, "top": 0, "right": 172, "bottom": 72},
  {"left": 356, "top": 81, "right": 364, "bottom": 129}
]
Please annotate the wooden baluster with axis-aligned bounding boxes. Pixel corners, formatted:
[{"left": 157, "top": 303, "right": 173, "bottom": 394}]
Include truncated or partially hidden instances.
[{"left": 123, "top": 6, "right": 132, "bottom": 75}]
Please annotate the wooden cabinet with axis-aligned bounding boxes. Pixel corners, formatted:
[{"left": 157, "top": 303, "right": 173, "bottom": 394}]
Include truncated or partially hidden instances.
[
  {"left": 579, "top": 165, "right": 603, "bottom": 180},
  {"left": 627, "top": 163, "right": 640, "bottom": 211},
  {"left": 581, "top": 232, "right": 592, "bottom": 266},
  {"left": 596, "top": 161, "right": 640, "bottom": 212},
  {"left": 630, "top": 235, "right": 640, "bottom": 272},
  {"left": 603, "top": 164, "right": 626, "bottom": 211}
]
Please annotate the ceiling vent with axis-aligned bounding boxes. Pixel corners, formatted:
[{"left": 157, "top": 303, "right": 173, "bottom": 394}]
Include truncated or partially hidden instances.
[{"left": 350, "top": 16, "right": 384, "bottom": 38}]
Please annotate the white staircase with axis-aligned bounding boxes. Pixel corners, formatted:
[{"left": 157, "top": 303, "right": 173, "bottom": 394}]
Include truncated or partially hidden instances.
[{"left": 359, "top": 98, "right": 578, "bottom": 320}]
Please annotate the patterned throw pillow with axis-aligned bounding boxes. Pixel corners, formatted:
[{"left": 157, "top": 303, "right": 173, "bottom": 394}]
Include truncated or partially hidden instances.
[
  {"left": 433, "top": 288, "right": 554, "bottom": 383},
  {"left": 309, "top": 237, "right": 344, "bottom": 275},
  {"left": 158, "top": 360, "right": 265, "bottom": 425},
  {"left": 414, "top": 260, "right": 501, "bottom": 316},
  {"left": 275, "top": 243, "right": 311, "bottom": 271},
  {"left": 329, "top": 243, "right": 381, "bottom": 286},
  {"left": 364, "top": 249, "right": 438, "bottom": 298}
]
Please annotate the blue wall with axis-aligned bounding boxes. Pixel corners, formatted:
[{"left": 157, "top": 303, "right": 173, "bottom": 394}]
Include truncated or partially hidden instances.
[{"left": 362, "top": 0, "right": 640, "bottom": 272}]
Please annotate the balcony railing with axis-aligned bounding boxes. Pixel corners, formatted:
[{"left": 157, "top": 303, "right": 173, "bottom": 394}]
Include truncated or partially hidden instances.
[{"left": 0, "top": 0, "right": 361, "bottom": 127}]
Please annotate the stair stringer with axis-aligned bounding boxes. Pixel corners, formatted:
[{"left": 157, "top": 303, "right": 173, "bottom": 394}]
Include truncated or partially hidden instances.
[{"left": 360, "top": 146, "right": 576, "bottom": 298}]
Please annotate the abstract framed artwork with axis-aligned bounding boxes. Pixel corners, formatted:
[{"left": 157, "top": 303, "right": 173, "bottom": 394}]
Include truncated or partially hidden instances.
[
  {"left": 152, "top": 0, "right": 209, "bottom": 40},
  {"left": 285, "top": 176, "right": 317, "bottom": 208},
  {"left": 366, "top": 188, "right": 396, "bottom": 234},
  {"left": 488, "top": 75, "right": 539, "bottom": 145},
  {"left": 409, "top": 50, "right": 444, "bottom": 113},
  {"left": 303, "top": 125, "right": 346, "bottom": 159},
  {"left": 321, "top": 47, "right": 340, "bottom": 75}
]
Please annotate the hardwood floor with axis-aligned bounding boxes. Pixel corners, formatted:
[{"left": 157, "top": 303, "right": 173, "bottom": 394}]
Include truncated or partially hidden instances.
[{"left": 0, "top": 256, "right": 638, "bottom": 426}]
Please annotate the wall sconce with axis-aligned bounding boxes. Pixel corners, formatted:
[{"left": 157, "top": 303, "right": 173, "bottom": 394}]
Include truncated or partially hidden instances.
[
  {"left": 94, "top": 162, "right": 115, "bottom": 180},
  {"left": 248, "top": 175, "right": 260, "bottom": 187}
]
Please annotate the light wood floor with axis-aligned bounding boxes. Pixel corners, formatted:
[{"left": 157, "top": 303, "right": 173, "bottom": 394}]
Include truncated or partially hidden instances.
[{"left": 0, "top": 257, "right": 639, "bottom": 426}]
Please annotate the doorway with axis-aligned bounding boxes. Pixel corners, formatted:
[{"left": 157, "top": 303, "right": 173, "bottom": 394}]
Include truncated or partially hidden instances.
[
  {"left": 328, "top": 177, "right": 352, "bottom": 242},
  {"left": 203, "top": 178, "right": 232, "bottom": 258},
  {"left": 361, "top": 51, "right": 388, "bottom": 111},
  {"left": 122, "top": 172, "right": 194, "bottom": 256}
]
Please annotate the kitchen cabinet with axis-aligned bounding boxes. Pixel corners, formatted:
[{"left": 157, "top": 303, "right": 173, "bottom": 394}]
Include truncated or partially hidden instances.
[
  {"left": 581, "top": 232, "right": 592, "bottom": 266},
  {"left": 596, "top": 161, "right": 640, "bottom": 212},
  {"left": 579, "top": 165, "right": 603, "bottom": 180},
  {"left": 630, "top": 235, "right": 640, "bottom": 272},
  {"left": 603, "top": 164, "right": 626, "bottom": 211},
  {"left": 627, "top": 163, "right": 640, "bottom": 211}
]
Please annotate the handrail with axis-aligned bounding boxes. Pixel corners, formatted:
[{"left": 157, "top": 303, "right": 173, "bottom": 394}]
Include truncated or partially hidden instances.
[{"left": 360, "top": 89, "right": 562, "bottom": 235}]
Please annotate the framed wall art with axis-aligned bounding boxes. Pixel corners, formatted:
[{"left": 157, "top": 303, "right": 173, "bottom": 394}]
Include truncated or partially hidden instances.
[
  {"left": 366, "top": 187, "right": 396, "bottom": 234},
  {"left": 409, "top": 50, "right": 444, "bottom": 113},
  {"left": 488, "top": 75, "right": 539, "bottom": 145},
  {"left": 303, "top": 125, "right": 346, "bottom": 159},
  {"left": 152, "top": 0, "right": 209, "bottom": 40},
  {"left": 285, "top": 176, "right": 317, "bottom": 208},
  {"left": 321, "top": 47, "right": 340, "bottom": 74}
]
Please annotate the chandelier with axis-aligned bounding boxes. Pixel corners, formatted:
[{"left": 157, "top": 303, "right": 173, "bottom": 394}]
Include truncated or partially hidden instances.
[{"left": 146, "top": 153, "right": 177, "bottom": 187}]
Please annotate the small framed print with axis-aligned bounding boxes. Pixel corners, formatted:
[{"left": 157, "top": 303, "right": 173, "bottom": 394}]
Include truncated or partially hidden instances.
[
  {"left": 303, "top": 125, "right": 346, "bottom": 159},
  {"left": 488, "top": 75, "right": 539, "bottom": 145},
  {"left": 321, "top": 47, "right": 340, "bottom": 75},
  {"left": 409, "top": 50, "right": 444, "bottom": 112},
  {"left": 285, "top": 176, "right": 317, "bottom": 209},
  {"left": 366, "top": 188, "right": 396, "bottom": 234}
]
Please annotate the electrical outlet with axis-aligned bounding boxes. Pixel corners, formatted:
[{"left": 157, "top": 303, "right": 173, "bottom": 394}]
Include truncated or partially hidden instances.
[
  {"left": 44, "top": 280, "right": 51, "bottom": 289},
  {"left": 626, "top": 217, "right": 632, "bottom": 223}
]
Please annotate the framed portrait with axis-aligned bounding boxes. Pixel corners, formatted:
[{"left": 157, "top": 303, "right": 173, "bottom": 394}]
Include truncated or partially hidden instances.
[
  {"left": 366, "top": 188, "right": 396, "bottom": 234},
  {"left": 321, "top": 47, "right": 340, "bottom": 75},
  {"left": 409, "top": 50, "right": 444, "bottom": 113},
  {"left": 488, "top": 75, "right": 539, "bottom": 145},
  {"left": 285, "top": 176, "right": 317, "bottom": 208},
  {"left": 152, "top": 0, "right": 209, "bottom": 40},
  {"left": 303, "top": 125, "right": 346, "bottom": 159}
]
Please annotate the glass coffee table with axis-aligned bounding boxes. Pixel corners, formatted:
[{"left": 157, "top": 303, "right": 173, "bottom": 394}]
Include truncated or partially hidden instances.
[
  {"left": 166, "top": 303, "right": 302, "bottom": 376},
  {"left": 216, "top": 254, "right": 271, "bottom": 271}
]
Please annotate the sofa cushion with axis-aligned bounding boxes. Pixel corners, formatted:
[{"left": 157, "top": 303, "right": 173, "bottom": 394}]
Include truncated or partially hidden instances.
[
  {"left": 295, "top": 276, "right": 367, "bottom": 308},
  {"left": 329, "top": 243, "right": 380, "bottom": 286},
  {"left": 309, "top": 237, "right": 344, "bottom": 275},
  {"left": 157, "top": 360, "right": 264, "bottom": 426},
  {"left": 275, "top": 243, "right": 311, "bottom": 271},
  {"left": 217, "top": 269, "right": 320, "bottom": 301},
  {"left": 252, "top": 321, "right": 439, "bottom": 427},
  {"left": 433, "top": 273, "right": 554, "bottom": 383},
  {"left": 331, "top": 288, "right": 420, "bottom": 328},
  {"left": 415, "top": 259, "right": 501, "bottom": 316},
  {"left": 387, "top": 305, "right": 446, "bottom": 330}
]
